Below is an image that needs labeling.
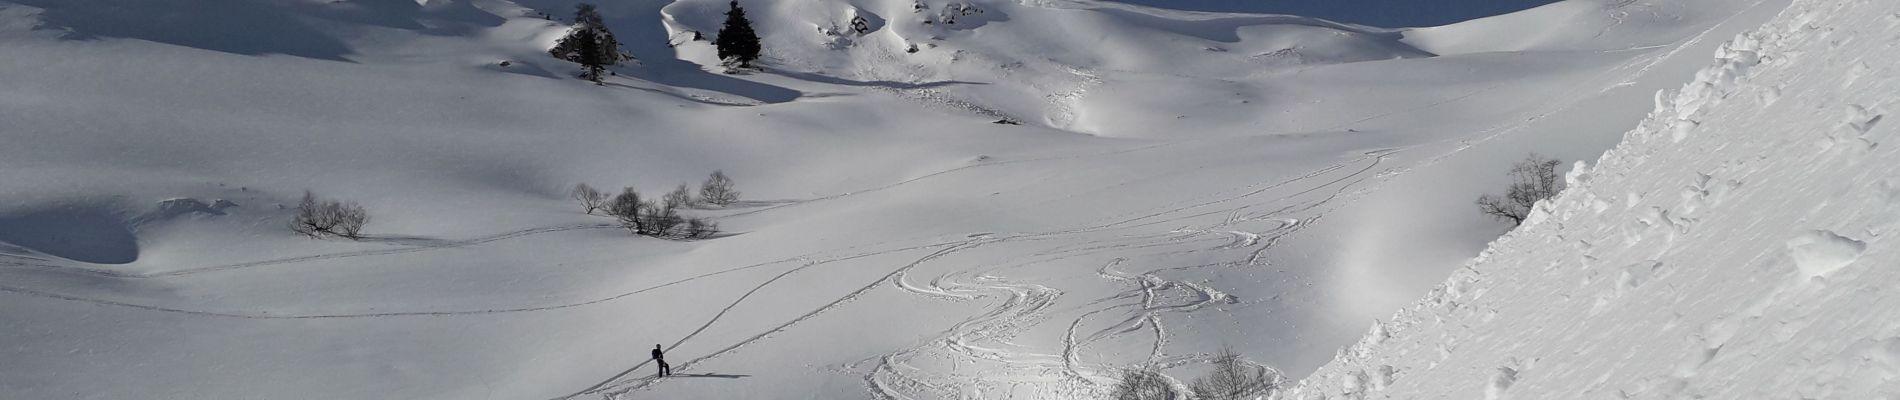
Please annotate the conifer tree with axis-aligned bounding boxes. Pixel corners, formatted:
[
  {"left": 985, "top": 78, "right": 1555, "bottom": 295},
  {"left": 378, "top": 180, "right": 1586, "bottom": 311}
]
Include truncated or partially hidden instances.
[
  {"left": 549, "top": 3, "right": 623, "bottom": 83},
  {"left": 715, "top": 0, "right": 762, "bottom": 67}
]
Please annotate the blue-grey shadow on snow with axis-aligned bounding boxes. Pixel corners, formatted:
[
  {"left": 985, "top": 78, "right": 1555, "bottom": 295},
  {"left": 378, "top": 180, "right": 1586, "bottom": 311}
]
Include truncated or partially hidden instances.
[
  {"left": 290, "top": 0, "right": 506, "bottom": 36},
  {"left": 13, "top": 0, "right": 355, "bottom": 61},
  {"left": 770, "top": 70, "right": 987, "bottom": 91},
  {"left": 603, "top": 81, "right": 762, "bottom": 106},
  {"left": 637, "top": 65, "right": 803, "bottom": 104},
  {"left": 0, "top": 205, "right": 138, "bottom": 265},
  {"left": 1096, "top": 0, "right": 1562, "bottom": 28},
  {"left": 517, "top": 0, "right": 802, "bottom": 104},
  {"left": 1090, "top": 8, "right": 1404, "bottom": 43},
  {"left": 669, "top": 373, "right": 750, "bottom": 379},
  {"left": 13, "top": 0, "right": 511, "bottom": 61}
]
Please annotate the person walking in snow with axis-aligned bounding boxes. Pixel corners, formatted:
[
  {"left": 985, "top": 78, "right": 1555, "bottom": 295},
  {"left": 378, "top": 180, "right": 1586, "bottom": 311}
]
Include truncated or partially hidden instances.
[{"left": 651, "top": 344, "right": 672, "bottom": 377}]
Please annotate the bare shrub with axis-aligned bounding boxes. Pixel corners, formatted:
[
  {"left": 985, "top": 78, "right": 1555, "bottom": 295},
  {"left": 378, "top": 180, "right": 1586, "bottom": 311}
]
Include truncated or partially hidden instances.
[
  {"left": 684, "top": 218, "right": 718, "bottom": 238},
  {"left": 289, "top": 191, "right": 370, "bottom": 240},
  {"left": 1190, "top": 347, "right": 1276, "bottom": 400},
  {"left": 664, "top": 183, "right": 694, "bottom": 209},
  {"left": 642, "top": 201, "right": 683, "bottom": 236},
  {"left": 571, "top": 183, "right": 607, "bottom": 214},
  {"left": 1476, "top": 154, "right": 1563, "bottom": 225},
  {"left": 331, "top": 203, "right": 368, "bottom": 239},
  {"left": 596, "top": 185, "right": 720, "bottom": 239},
  {"left": 1111, "top": 367, "right": 1177, "bottom": 400},
  {"left": 699, "top": 170, "right": 739, "bottom": 206},
  {"left": 606, "top": 188, "right": 643, "bottom": 234},
  {"left": 290, "top": 192, "right": 325, "bottom": 238}
]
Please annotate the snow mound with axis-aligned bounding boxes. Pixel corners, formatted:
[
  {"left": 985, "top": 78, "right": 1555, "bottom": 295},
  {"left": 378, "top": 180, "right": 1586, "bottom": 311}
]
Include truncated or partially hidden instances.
[
  {"left": 1292, "top": 0, "right": 1900, "bottom": 397},
  {"left": 1787, "top": 230, "right": 1865, "bottom": 279}
]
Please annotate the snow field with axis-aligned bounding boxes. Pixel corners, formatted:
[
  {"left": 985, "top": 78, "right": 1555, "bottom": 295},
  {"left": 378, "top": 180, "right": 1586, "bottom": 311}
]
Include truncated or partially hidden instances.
[{"left": 0, "top": 0, "right": 1817, "bottom": 398}]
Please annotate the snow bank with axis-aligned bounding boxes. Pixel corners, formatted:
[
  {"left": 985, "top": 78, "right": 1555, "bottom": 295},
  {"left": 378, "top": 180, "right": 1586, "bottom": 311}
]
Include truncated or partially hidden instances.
[{"left": 1292, "top": 0, "right": 1900, "bottom": 397}]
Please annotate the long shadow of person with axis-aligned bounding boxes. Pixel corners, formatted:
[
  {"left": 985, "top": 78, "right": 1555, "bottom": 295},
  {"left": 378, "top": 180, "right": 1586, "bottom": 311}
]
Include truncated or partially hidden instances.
[{"left": 669, "top": 373, "right": 751, "bottom": 379}]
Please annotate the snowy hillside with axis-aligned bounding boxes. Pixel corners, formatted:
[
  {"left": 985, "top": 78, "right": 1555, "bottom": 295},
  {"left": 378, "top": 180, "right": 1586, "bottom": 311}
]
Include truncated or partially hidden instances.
[
  {"left": 1293, "top": 0, "right": 1900, "bottom": 397},
  {"left": 0, "top": 0, "right": 1809, "bottom": 399}
]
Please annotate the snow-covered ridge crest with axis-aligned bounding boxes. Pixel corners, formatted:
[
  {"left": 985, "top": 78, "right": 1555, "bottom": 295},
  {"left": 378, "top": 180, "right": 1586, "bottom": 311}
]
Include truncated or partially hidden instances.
[{"left": 1289, "top": 0, "right": 1898, "bottom": 397}]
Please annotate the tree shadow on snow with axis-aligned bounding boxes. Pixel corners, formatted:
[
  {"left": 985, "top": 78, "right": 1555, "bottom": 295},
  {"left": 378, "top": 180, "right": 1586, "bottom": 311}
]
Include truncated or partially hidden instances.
[{"left": 354, "top": 235, "right": 464, "bottom": 248}]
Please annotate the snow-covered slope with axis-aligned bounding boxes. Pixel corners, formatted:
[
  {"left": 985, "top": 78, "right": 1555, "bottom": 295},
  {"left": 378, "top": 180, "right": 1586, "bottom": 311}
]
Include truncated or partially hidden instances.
[
  {"left": 0, "top": 0, "right": 1805, "bottom": 398},
  {"left": 1293, "top": 0, "right": 1900, "bottom": 397}
]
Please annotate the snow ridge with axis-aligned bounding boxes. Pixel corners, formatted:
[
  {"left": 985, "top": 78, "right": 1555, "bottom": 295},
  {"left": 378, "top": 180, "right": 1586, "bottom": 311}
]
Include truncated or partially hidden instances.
[{"left": 1291, "top": 0, "right": 1900, "bottom": 397}]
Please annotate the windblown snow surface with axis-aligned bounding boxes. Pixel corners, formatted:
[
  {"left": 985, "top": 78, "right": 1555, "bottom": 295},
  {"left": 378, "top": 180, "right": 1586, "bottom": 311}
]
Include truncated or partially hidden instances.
[
  {"left": 0, "top": 0, "right": 1838, "bottom": 398},
  {"left": 1294, "top": 0, "right": 1900, "bottom": 398}
]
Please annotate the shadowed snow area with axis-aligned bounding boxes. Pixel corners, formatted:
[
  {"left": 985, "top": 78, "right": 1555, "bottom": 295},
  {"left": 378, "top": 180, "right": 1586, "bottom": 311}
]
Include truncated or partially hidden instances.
[
  {"left": 0, "top": 0, "right": 1838, "bottom": 398},
  {"left": 0, "top": 205, "right": 137, "bottom": 264},
  {"left": 1096, "top": 0, "right": 1563, "bottom": 28},
  {"left": 8, "top": 0, "right": 355, "bottom": 60}
]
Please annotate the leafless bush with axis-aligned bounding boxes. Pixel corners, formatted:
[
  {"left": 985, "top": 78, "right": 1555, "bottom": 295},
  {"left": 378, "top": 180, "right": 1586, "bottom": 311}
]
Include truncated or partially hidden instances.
[
  {"left": 642, "top": 201, "right": 683, "bottom": 236},
  {"left": 1111, "top": 367, "right": 1177, "bottom": 400},
  {"left": 684, "top": 217, "right": 719, "bottom": 238},
  {"left": 595, "top": 184, "right": 721, "bottom": 239},
  {"left": 571, "top": 183, "right": 607, "bottom": 214},
  {"left": 1476, "top": 154, "right": 1563, "bottom": 225},
  {"left": 699, "top": 170, "right": 739, "bottom": 206},
  {"left": 289, "top": 191, "right": 370, "bottom": 240},
  {"left": 1190, "top": 347, "right": 1276, "bottom": 400},
  {"left": 606, "top": 187, "right": 643, "bottom": 234},
  {"left": 664, "top": 183, "right": 694, "bottom": 209}
]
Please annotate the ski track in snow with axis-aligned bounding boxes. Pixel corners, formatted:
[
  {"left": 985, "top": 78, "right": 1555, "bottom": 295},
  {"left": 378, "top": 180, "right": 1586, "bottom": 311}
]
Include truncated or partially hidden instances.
[
  {"left": 0, "top": 223, "right": 622, "bottom": 279},
  {"left": 0, "top": 3, "right": 1767, "bottom": 393},
  {"left": 0, "top": 142, "right": 1387, "bottom": 399},
  {"left": 638, "top": 10, "right": 1784, "bottom": 393},
  {"left": 845, "top": 151, "right": 1387, "bottom": 400}
]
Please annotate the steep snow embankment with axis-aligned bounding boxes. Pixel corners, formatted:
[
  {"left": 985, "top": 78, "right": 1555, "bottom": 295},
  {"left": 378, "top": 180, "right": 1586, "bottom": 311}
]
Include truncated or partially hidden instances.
[{"left": 1293, "top": 0, "right": 1900, "bottom": 397}]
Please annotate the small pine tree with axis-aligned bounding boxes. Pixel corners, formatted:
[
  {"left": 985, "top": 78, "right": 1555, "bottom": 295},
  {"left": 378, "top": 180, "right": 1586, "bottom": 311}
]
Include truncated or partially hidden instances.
[
  {"left": 715, "top": 0, "right": 762, "bottom": 67},
  {"left": 549, "top": 3, "right": 623, "bottom": 83}
]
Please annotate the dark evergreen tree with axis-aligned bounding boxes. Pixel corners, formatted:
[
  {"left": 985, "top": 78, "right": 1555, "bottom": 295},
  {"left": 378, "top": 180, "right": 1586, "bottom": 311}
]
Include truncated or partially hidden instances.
[
  {"left": 549, "top": 3, "right": 622, "bottom": 83},
  {"left": 715, "top": 0, "right": 761, "bottom": 67}
]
